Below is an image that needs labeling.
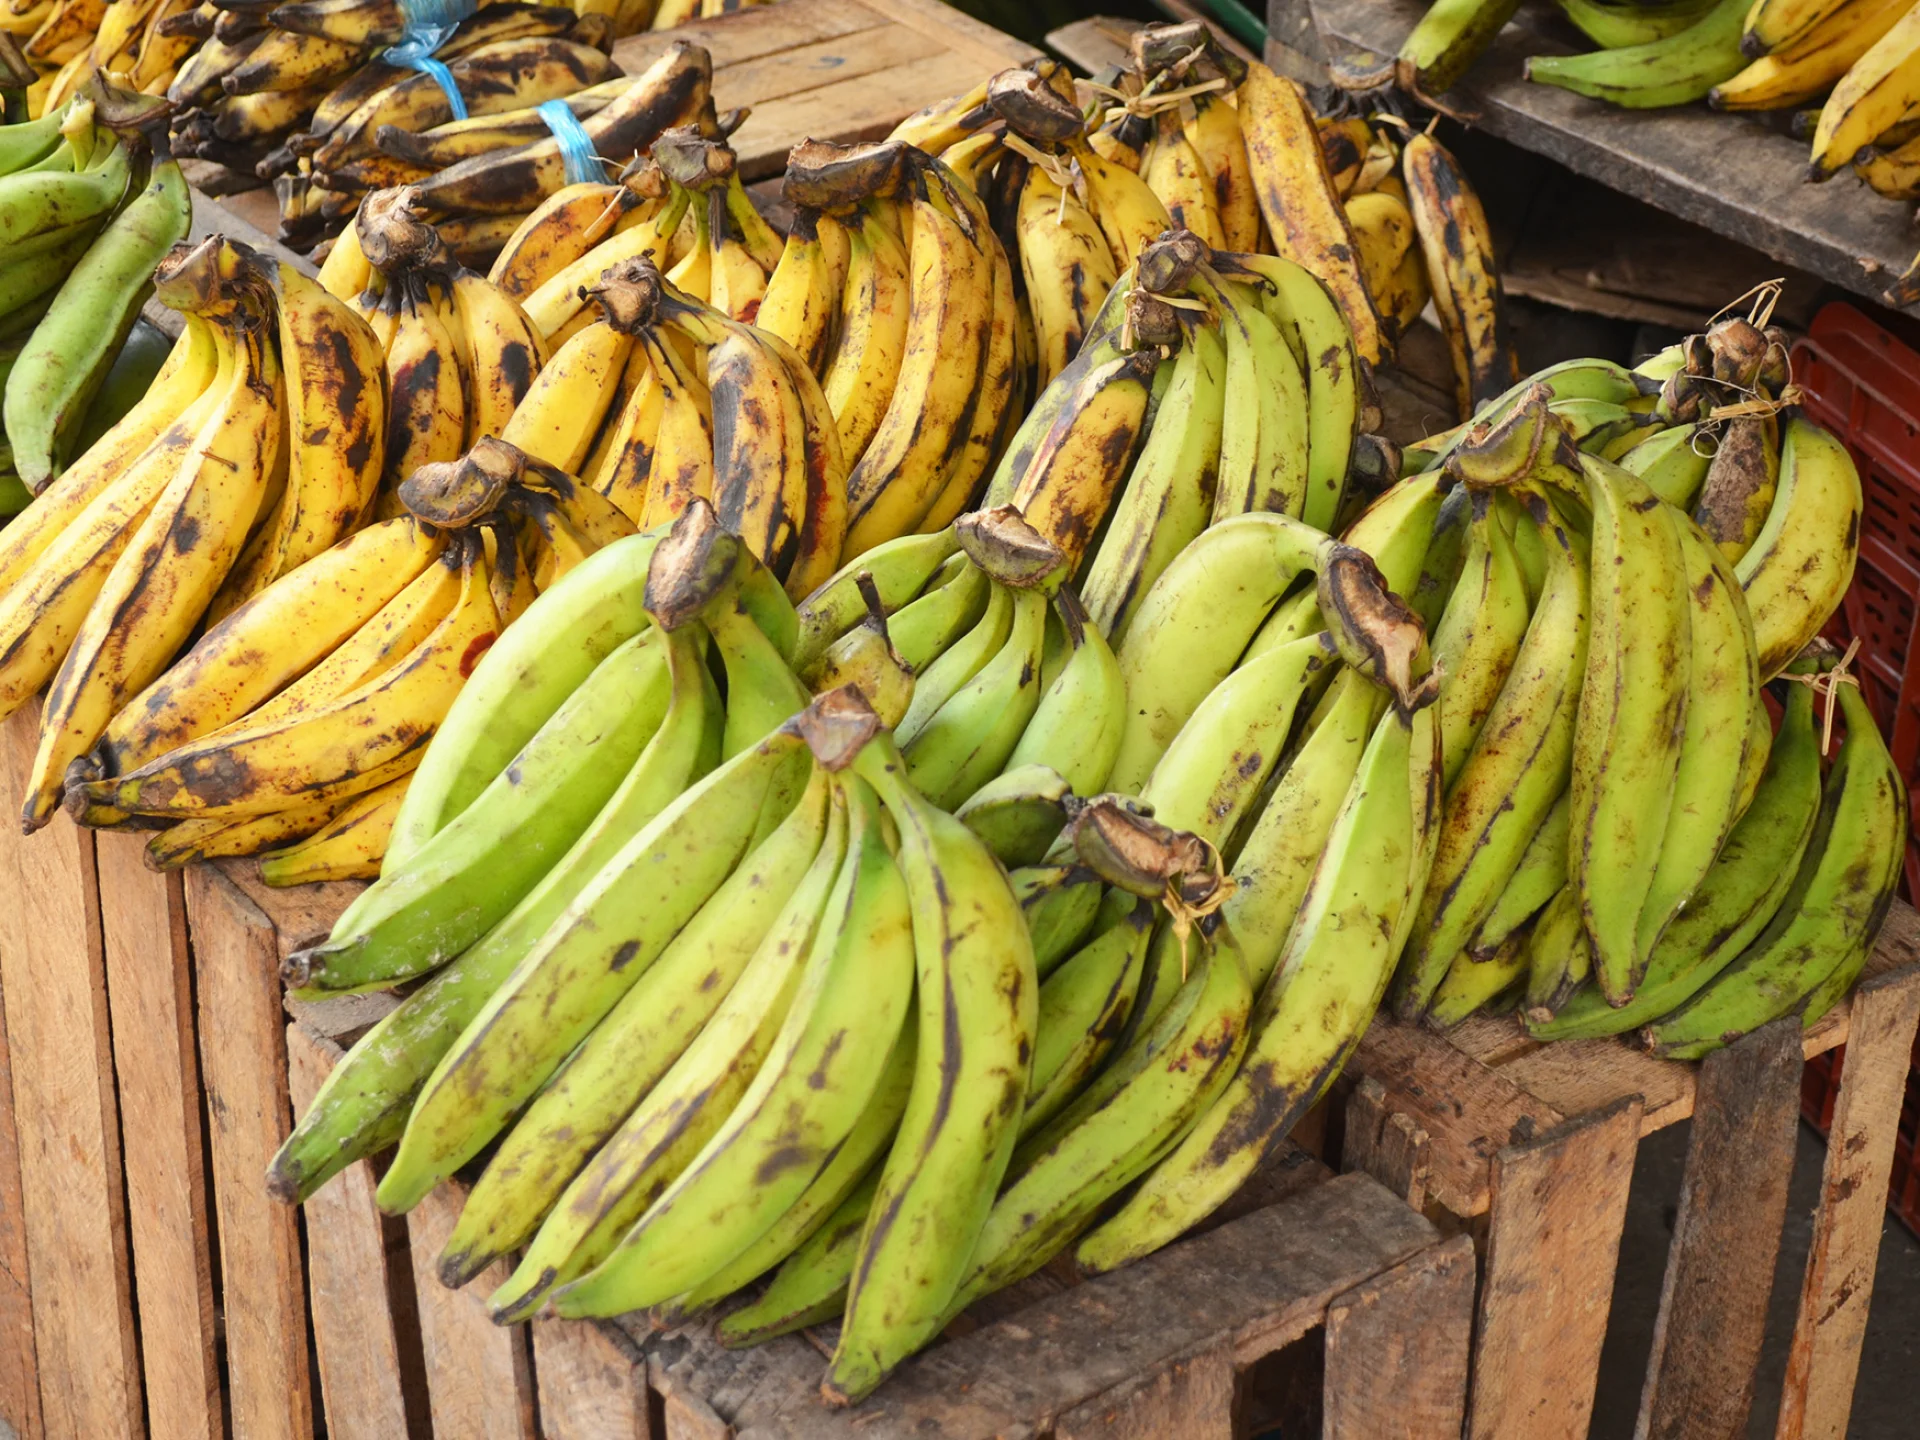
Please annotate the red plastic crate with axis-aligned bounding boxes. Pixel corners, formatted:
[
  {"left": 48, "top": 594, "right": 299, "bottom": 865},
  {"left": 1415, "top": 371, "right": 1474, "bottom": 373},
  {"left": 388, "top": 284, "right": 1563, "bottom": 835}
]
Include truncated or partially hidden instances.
[{"left": 1790, "top": 302, "right": 1920, "bottom": 1238}]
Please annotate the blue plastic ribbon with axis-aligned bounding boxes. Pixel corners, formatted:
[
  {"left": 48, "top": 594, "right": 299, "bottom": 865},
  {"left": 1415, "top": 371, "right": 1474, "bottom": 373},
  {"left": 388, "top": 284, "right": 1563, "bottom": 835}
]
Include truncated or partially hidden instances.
[
  {"left": 379, "top": 0, "right": 479, "bottom": 121},
  {"left": 537, "top": 99, "right": 602, "bottom": 186}
]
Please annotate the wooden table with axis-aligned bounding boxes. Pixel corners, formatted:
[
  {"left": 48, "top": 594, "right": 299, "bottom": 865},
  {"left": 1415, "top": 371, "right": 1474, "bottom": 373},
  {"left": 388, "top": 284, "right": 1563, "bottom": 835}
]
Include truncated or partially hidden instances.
[{"left": 1307, "top": 0, "right": 1920, "bottom": 311}]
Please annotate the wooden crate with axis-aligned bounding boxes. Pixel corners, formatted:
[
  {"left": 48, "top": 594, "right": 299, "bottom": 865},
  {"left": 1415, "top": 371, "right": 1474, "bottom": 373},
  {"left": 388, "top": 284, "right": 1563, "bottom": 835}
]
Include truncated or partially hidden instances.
[
  {"left": 209, "top": 0, "right": 1040, "bottom": 243},
  {"left": 1335, "top": 902, "right": 1920, "bottom": 1440}
]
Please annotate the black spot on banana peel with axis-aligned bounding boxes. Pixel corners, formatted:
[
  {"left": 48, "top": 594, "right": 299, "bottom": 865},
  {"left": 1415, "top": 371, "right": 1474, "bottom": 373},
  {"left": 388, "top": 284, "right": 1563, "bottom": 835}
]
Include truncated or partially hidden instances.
[
  {"left": 646, "top": 496, "right": 740, "bottom": 631},
  {"left": 791, "top": 685, "right": 883, "bottom": 771},
  {"left": 956, "top": 505, "right": 1066, "bottom": 590},
  {"left": 1316, "top": 545, "right": 1435, "bottom": 715}
]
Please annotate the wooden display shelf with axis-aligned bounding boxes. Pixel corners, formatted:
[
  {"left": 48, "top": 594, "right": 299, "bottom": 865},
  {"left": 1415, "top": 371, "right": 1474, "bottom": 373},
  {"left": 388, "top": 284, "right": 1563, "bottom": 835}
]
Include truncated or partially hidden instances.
[
  {"left": 1306, "top": 0, "right": 1920, "bottom": 311},
  {"left": 1338, "top": 904, "right": 1920, "bottom": 1440}
]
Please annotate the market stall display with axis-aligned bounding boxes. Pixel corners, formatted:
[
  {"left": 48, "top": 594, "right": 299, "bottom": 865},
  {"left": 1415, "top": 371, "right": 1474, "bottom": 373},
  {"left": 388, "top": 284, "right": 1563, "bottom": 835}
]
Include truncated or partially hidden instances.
[{"left": 0, "top": 10, "right": 1915, "bottom": 1438}]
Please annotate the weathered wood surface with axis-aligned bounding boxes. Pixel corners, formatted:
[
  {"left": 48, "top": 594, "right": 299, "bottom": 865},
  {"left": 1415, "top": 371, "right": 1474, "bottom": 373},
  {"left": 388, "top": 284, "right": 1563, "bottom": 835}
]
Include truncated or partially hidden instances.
[
  {"left": 0, "top": 706, "right": 141, "bottom": 1440},
  {"left": 96, "top": 835, "right": 222, "bottom": 1440},
  {"left": 1052, "top": 1347, "right": 1236, "bottom": 1440},
  {"left": 1323, "top": 1233, "right": 1475, "bottom": 1440},
  {"left": 408, "top": 1182, "right": 539, "bottom": 1440},
  {"left": 186, "top": 865, "right": 315, "bottom": 1440},
  {"left": 1344, "top": 1075, "right": 1432, "bottom": 1212},
  {"left": 1468, "top": 1096, "right": 1642, "bottom": 1440},
  {"left": 614, "top": 0, "right": 1038, "bottom": 180},
  {"left": 1309, "top": 0, "right": 1919, "bottom": 308},
  {"left": 1635, "top": 1018, "right": 1804, "bottom": 1440},
  {"left": 534, "top": 1318, "right": 654, "bottom": 1440},
  {"left": 634, "top": 1171, "right": 1438, "bottom": 1438},
  {"left": 286, "top": 1024, "right": 419, "bottom": 1440},
  {"left": 0, "top": 961, "right": 41, "bottom": 1440},
  {"left": 1775, "top": 967, "right": 1920, "bottom": 1440}
]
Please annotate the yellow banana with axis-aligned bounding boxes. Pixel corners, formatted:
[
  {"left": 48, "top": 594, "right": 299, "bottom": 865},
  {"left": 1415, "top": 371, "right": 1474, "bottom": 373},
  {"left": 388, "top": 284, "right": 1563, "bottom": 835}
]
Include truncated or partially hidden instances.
[{"left": 258, "top": 772, "right": 411, "bottom": 884}]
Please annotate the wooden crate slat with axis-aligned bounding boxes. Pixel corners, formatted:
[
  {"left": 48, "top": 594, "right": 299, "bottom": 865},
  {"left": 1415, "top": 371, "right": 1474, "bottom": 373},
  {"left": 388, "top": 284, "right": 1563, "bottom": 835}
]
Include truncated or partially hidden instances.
[
  {"left": 1350, "top": 1014, "right": 1563, "bottom": 1215},
  {"left": 1467, "top": 1096, "right": 1642, "bottom": 1440},
  {"left": 286, "top": 1024, "right": 419, "bottom": 1440},
  {"left": 186, "top": 866, "right": 315, "bottom": 1440},
  {"left": 407, "top": 1182, "right": 539, "bottom": 1440},
  {"left": 1495, "top": 1031, "right": 1696, "bottom": 1134},
  {"left": 0, "top": 959, "right": 42, "bottom": 1440},
  {"left": 1635, "top": 1017, "right": 1804, "bottom": 1440},
  {"left": 720, "top": 1172, "right": 1437, "bottom": 1437},
  {"left": 1051, "top": 1347, "right": 1235, "bottom": 1440},
  {"left": 1322, "top": 1233, "right": 1475, "bottom": 1440},
  {"left": 695, "top": 24, "right": 939, "bottom": 118},
  {"left": 614, "top": 0, "right": 886, "bottom": 72},
  {"left": 533, "top": 1318, "right": 653, "bottom": 1440},
  {"left": 96, "top": 834, "right": 222, "bottom": 1440},
  {"left": 1775, "top": 967, "right": 1920, "bottom": 1440},
  {"left": 874, "top": 0, "right": 1042, "bottom": 67},
  {"left": 1308, "top": 0, "right": 1920, "bottom": 308},
  {"left": 0, "top": 707, "right": 142, "bottom": 1440}
]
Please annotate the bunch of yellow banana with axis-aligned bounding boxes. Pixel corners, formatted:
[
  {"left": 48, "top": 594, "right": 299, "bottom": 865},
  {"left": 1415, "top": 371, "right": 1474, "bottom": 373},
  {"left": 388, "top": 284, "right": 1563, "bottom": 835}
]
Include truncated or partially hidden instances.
[
  {"left": 317, "top": 186, "right": 549, "bottom": 489},
  {"left": 66, "top": 432, "right": 637, "bottom": 874},
  {"left": 10, "top": 0, "right": 205, "bottom": 111},
  {"left": 0, "top": 232, "right": 390, "bottom": 831},
  {"left": 494, "top": 243, "right": 843, "bottom": 598}
]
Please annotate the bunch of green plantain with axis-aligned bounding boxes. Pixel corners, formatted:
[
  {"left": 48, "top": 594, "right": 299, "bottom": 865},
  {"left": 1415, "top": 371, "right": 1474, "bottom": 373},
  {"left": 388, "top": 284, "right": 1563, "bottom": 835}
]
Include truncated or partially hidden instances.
[
  {"left": 1377, "top": 304, "right": 1889, "bottom": 1046},
  {"left": 0, "top": 75, "right": 191, "bottom": 498}
]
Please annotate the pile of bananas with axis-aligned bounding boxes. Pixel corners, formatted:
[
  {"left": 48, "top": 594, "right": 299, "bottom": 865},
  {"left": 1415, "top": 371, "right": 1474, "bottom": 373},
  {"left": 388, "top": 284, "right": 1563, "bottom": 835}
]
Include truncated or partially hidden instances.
[
  {"left": 68, "top": 432, "right": 638, "bottom": 878},
  {"left": 0, "top": 71, "right": 192, "bottom": 506},
  {"left": 2, "top": 0, "right": 201, "bottom": 111},
  {"left": 0, "top": 232, "right": 392, "bottom": 832}
]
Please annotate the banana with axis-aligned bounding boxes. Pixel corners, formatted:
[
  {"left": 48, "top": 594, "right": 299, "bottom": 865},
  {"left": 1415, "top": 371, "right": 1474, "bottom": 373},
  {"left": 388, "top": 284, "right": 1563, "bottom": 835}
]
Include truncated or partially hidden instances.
[
  {"left": 450, "top": 266, "right": 547, "bottom": 447},
  {"left": 1106, "top": 512, "right": 1335, "bottom": 794},
  {"left": 1143, "top": 105, "right": 1223, "bottom": 246},
  {"left": 1429, "top": 489, "right": 1532, "bottom": 785},
  {"left": 1736, "top": 416, "right": 1860, "bottom": 679},
  {"left": 144, "top": 791, "right": 342, "bottom": 871},
  {"left": 1393, "top": 486, "right": 1589, "bottom": 1014},
  {"left": 1533, "top": 676, "right": 1820, "bottom": 1040},
  {"left": 1691, "top": 413, "right": 1778, "bottom": 564},
  {"left": 370, "top": 714, "right": 805, "bottom": 1212},
  {"left": 468, "top": 764, "right": 841, "bottom": 1313},
  {"left": 822, "top": 204, "right": 912, "bottom": 467},
  {"left": 1010, "top": 341, "right": 1165, "bottom": 570},
  {"left": 1018, "top": 902, "right": 1152, "bottom": 1132},
  {"left": 1078, "top": 682, "right": 1440, "bottom": 1273},
  {"left": 904, "top": 582, "right": 1047, "bottom": 808},
  {"left": 1712, "top": 0, "right": 1911, "bottom": 109},
  {"left": 5, "top": 141, "right": 189, "bottom": 491},
  {"left": 1744, "top": 0, "right": 1852, "bottom": 52},
  {"left": 881, "top": 553, "right": 988, "bottom": 671},
  {"left": 24, "top": 304, "right": 281, "bottom": 828},
  {"left": 75, "top": 534, "right": 499, "bottom": 824},
  {"left": 622, "top": 329, "right": 712, "bottom": 528},
  {"left": 1238, "top": 62, "right": 1387, "bottom": 363},
  {"left": 1394, "top": 0, "right": 1526, "bottom": 96},
  {"left": 950, "top": 920, "right": 1252, "bottom": 1313},
  {"left": 1647, "top": 678, "right": 1904, "bottom": 1057},
  {"left": 1405, "top": 131, "right": 1517, "bottom": 419},
  {"left": 551, "top": 769, "right": 916, "bottom": 1319},
  {"left": 81, "top": 517, "right": 440, "bottom": 783},
  {"left": 498, "top": 311, "right": 633, "bottom": 474},
  {"left": 756, "top": 207, "right": 844, "bottom": 377},
  {"left": 380, "top": 274, "right": 466, "bottom": 484},
  {"left": 823, "top": 707, "right": 1035, "bottom": 1404},
  {"left": 703, "top": 559, "right": 812, "bottom": 758},
  {"left": 1633, "top": 515, "right": 1760, "bottom": 958},
  {"left": 1205, "top": 274, "right": 1311, "bottom": 523},
  {"left": 1471, "top": 789, "right": 1570, "bottom": 955},
  {"left": 842, "top": 161, "right": 993, "bottom": 559},
  {"left": 1016, "top": 161, "right": 1118, "bottom": 388},
  {"left": 211, "top": 258, "right": 388, "bottom": 616},
  {"left": 1525, "top": 0, "right": 1751, "bottom": 106},
  {"left": 257, "top": 772, "right": 409, "bottom": 885},
  {"left": 1518, "top": 881, "right": 1591, "bottom": 1018},
  {"left": 717, "top": 1168, "right": 873, "bottom": 1346},
  {"left": 791, "top": 525, "right": 960, "bottom": 675},
  {"left": 1004, "top": 588, "right": 1126, "bottom": 796},
  {"left": 1184, "top": 78, "right": 1259, "bottom": 252},
  {"left": 487, "top": 178, "right": 634, "bottom": 301},
  {"left": 518, "top": 181, "right": 687, "bottom": 341},
  {"left": 921, "top": 222, "right": 1017, "bottom": 535},
  {"left": 1079, "top": 322, "right": 1225, "bottom": 642},
  {"left": 1808, "top": 0, "right": 1920, "bottom": 173},
  {"left": 1621, "top": 418, "right": 1714, "bottom": 507}
]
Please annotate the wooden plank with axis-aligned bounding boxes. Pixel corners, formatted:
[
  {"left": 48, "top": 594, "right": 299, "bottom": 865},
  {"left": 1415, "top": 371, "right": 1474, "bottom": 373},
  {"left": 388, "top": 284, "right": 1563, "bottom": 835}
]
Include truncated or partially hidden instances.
[
  {"left": 96, "top": 833, "right": 222, "bottom": 1440},
  {"left": 1350, "top": 1013, "right": 1563, "bottom": 1216},
  {"left": 0, "top": 706, "right": 142, "bottom": 1440},
  {"left": 407, "top": 1182, "right": 538, "bottom": 1440},
  {"left": 186, "top": 865, "right": 315, "bottom": 1440},
  {"left": 532, "top": 1319, "right": 652, "bottom": 1440},
  {"left": 1052, "top": 1346, "right": 1235, "bottom": 1440},
  {"left": 1046, "top": 17, "right": 1133, "bottom": 76},
  {"left": 1323, "top": 1234, "right": 1475, "bottom": 1440},
  {"left": 286, "top": 1024, "right": 416, "bottom": 1440},
  {"left": 727, "top": 1173, "right": 1436, "bottom": 1437},
  {"left": 1775, "top": 966, "right": 1920, "bottom": 1440},
  {"left": 214, "top": 858, "right": 363, "bottom": 966},
  {"left": 614, "top": 0, "right": 885, "bottom": 73},
  {"left": 661, "top": 1388, "right": 731, "bottom": 1440},
  {"left": 877, "top": 0, "right": 1042, "bottom": 68},
  {"left": 0, "top": 966, "right": 41, "bottom": 1440},
  {"left": 1498, "top": 1035, "right": 1697, "bottom": 1136},
  {"left": 1635, "top": 1017, "right": 1803, "bottom": 1440},
  {"left": 1308, "top": 0, "right": 1918, "bottom": 309},
  {"left": 1468, "top": 1095, "right": 1642, "bottom": 1440},
  {"left": 697, "top": 25, "right": 934, "bottom": 116}
]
